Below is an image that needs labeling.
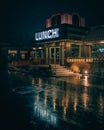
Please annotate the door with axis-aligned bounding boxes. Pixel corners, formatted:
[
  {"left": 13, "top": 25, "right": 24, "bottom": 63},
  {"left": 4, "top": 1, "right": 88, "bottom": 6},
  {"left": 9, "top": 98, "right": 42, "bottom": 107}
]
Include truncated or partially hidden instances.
[{"left": 50, "top": 47, "right": 60, "bottom": 64}]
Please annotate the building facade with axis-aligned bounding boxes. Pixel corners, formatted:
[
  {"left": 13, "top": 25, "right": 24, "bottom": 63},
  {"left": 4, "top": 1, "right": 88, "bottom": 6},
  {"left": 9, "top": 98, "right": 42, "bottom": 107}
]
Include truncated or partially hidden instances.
[
  {"left": 7, "top": 13, "right": 104, "bottom": 68},
  {"left": 33, "top": 13, "right": 90, "bottom": 66}
]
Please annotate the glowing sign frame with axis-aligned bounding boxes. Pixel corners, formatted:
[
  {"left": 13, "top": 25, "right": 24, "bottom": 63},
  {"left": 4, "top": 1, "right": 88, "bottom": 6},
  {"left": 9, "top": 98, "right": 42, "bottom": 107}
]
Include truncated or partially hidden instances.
[{"left": 35, "top": 28, "right": 59, "bottom": 41}]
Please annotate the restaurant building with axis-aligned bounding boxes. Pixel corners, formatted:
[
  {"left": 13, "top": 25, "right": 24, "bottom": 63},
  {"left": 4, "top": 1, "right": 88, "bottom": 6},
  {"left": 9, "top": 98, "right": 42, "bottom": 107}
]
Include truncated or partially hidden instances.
[
  {"left": 32, "top": 13, "right": 90, "bottom": 66},
  {"left": 8, "top": 13, "right": 104, "bottom": 68}
]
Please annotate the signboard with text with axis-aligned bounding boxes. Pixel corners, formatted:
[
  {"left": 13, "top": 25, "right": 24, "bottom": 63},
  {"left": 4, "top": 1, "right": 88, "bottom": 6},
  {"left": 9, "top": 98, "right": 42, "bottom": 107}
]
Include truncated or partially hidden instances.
[
  {"left": 34, "top": 24, "right": 86, "bottom": 43},
  {"left": 35, "top": 28, "right": 59, "bottom": 41}
]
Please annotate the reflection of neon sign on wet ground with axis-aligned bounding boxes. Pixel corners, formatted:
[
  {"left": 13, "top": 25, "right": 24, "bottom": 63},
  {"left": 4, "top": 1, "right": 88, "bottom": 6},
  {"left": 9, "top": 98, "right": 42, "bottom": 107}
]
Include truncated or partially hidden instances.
[{"left": 34, "top": 101, "right": 58, "bottom": 127}]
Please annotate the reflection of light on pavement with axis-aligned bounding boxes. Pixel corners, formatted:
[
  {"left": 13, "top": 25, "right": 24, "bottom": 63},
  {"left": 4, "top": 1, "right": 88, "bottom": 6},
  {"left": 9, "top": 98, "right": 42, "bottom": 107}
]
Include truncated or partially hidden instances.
[
  {"left": 82, "top": 87, "right": 88, "bottom": 109},
  {"left": 34, "top": 102, "right": 58, "bottom": 126},
  {"left": 85, "top": 76, "right": 88, "bottom": 80},
  {"left": 63, "top": 107, "right": 67, "bottom": 120},
  {"left": 62, "top": 93, "right": 69, "bottom": 120},
  {"left": 52, "top": 87, "right": 57, "bottom": 111},
  {"left": 82, "top": 93, "right": 88, "bottom": 109},
  {"left": 39, "top": 78, "right": 43, "bottom": 87},
  {"left": 74, "top": 97, "right": 78, "bottom": 112},
  {"left": 36, "top": 94, "right": 39, "bottom": 102},
  {"left": 99, "top": 94, "right": 104, "bottom": 113},
  {"left": 32, "top": 78, "right": 35, "bottom": 85},
  {"left": 44, "top": 94, "right": 47, "bottom": 106},
  {"left": 83, "top": 76, "right": 89, "bottom": 86},
  {"left": 83, "top": 94, "right": 87, "bottom": 109},
  {"left": 53, "top": 98, "right": 56, "bottom": 111}
]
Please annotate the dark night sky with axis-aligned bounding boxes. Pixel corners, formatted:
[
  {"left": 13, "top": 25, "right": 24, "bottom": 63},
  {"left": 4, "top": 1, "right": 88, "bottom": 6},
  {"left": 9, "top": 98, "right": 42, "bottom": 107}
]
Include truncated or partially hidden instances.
[{"left": 0, "top": 0, "right": 104, "bottom": 44}]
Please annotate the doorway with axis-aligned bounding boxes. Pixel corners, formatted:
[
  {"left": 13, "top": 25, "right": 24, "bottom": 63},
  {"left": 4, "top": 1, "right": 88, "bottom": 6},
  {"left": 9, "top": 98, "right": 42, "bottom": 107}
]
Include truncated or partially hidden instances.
[{"left": 50, "top": 47, "right": 60, "bottom": 64}]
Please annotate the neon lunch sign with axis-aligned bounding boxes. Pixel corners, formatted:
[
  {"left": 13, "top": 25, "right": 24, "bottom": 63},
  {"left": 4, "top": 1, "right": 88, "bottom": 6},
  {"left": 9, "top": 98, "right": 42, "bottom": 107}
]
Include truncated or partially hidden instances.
[{"left": 35, "top": 28, "right": 59, "bottom": 41}]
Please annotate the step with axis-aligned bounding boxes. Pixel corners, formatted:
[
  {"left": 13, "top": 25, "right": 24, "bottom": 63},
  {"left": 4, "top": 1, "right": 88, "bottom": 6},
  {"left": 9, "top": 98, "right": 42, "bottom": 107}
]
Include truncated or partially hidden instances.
[{"left": 51, "top": 64, "right": 74, "bottom": 76}]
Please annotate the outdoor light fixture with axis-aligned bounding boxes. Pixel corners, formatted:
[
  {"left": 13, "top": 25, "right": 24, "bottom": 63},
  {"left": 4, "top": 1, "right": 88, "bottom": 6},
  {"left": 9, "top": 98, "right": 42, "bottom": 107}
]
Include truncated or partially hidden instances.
[
  {"left": 84, "top": 70, "right": 88, "bottom": 74},
  {"left": 33, "top": 48, "right": 36, "bottom": 50},
  {"left": 38, "top": 47, "right": 43, "bottom": 49}
]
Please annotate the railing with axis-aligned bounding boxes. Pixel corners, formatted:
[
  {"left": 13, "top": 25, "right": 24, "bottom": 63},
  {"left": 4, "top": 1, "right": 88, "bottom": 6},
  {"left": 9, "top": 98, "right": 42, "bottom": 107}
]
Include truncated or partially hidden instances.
[
  {"left": 11, "top": 58, "right": 47, "bottom": 67},
  {"left": 12, "top": 60, "right": 32, "bottom": 67},
  {"left": 11, "top": 57, "right": 104, "bottom": 67},
  {"left": 31, "top": 58, "right": 46, "bottom": 65}
]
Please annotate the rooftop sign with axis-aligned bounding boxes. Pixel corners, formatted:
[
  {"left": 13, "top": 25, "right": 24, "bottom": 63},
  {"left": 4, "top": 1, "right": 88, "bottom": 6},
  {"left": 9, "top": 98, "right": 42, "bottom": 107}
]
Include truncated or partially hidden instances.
[{"left": 35, "top": 28, "right": 59, "bottom": 41}]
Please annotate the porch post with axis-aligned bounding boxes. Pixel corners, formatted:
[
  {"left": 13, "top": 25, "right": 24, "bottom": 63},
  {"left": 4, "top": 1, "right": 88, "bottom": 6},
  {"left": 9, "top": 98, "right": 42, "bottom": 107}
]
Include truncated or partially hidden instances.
[{"left": 46, "top": 47, "right": 49, "bottom": 64}]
